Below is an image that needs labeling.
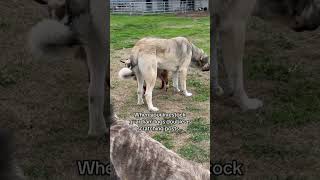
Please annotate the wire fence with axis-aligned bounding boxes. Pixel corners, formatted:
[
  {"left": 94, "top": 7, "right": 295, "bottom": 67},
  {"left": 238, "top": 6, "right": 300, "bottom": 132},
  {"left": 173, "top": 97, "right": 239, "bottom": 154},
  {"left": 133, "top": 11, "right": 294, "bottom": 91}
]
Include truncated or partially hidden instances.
[{"left": 110, "top": 1, "right": 207, "bottom": 15}]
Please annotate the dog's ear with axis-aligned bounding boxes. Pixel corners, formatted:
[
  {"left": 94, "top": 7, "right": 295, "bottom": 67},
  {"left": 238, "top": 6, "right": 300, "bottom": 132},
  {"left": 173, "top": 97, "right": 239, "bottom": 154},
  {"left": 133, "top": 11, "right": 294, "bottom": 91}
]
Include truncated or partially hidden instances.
[{"left": 33, "top": 0, "right": 48, "bottom": 5}]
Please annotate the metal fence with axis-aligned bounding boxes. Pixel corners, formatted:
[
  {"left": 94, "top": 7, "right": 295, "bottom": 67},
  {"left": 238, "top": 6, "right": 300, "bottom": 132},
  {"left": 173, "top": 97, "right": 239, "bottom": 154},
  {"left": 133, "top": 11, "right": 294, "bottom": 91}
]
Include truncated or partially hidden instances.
[{"left": 110, "top": 1, "right": 206, "bottom": 15}]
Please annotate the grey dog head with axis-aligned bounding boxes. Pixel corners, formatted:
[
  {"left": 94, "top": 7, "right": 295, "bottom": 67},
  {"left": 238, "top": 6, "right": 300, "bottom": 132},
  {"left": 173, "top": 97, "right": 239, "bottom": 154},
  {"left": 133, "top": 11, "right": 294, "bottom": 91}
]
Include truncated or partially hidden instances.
[
  {"left": 254, "top": 0, "right": 320, "bottom": 32},
  {"left": 191, "top": 45, "right": 210, "bottom": 71}
]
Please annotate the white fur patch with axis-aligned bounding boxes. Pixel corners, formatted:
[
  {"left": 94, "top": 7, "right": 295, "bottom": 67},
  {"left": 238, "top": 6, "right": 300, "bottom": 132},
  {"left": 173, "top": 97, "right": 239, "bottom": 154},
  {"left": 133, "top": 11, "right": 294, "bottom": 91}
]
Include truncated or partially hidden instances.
[
  {"left": 28, "top": 19, "right": 73, "bottom": 60},
  {"left": 118, "top": 67, "right": 134, "bottom": 80}
]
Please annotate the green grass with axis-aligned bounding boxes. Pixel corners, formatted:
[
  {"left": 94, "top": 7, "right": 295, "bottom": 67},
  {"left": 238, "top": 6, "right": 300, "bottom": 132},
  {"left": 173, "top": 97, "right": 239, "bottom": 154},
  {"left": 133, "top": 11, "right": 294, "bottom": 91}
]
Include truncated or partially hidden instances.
[
  {"left": 0, "top": 65, "right": 18, "bottom": 87},
  {"left": 185, "top": 106, "right": 202, "bottom": 112},
  {"left": 178, "top": 143, "right": 209, "bottom": 163},
  {"left": 188, "top": 78, "right": 209, "bottom": 102},
  {"left": 111, "top": 15, "right": 210, "bottom": 53},
  {"left": 243, "top": 23, "right": 320, "bottom": 127},
  {"left": 152, "top": 133, "right": 174, "bottom": 149},
  {"left": 187, "top": 118, "right": 210, "bottom": 142},
  {"left": 247, "top": 54, "right": 304, "bottom": 82}
]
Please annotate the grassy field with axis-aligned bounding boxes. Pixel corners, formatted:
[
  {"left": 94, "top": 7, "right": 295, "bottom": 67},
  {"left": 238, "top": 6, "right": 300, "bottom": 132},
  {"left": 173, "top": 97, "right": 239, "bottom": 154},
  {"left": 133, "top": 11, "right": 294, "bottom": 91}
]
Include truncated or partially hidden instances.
[
  {"left": 110, "top": 15, "right": 210, "bottom": 167},
  {"left": 213, "top": 17, "right": 320, "bottom": 178}
]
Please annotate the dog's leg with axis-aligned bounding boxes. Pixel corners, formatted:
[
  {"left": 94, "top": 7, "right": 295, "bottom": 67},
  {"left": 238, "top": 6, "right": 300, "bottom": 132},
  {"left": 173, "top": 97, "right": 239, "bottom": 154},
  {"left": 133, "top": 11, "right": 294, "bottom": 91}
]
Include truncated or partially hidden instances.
[
  {"left": 165, "top": 81, "right": 169, "bottom": 91},
  {"left": 143, "top": 65, "right": 158, "bottom": 111},
  {"left": 172, "top": 71, "right": 180, "bottom": 92},
  {"left": 143, "top": 85, "right": 147, "bottom": 94},
  {"left": 160, "top": 79, "right": 165, "bottom": 89},
  {"left": 82, "top": 0, "right": 108, "bottom": 137},
  {"left": 211, "top": 13, "right": 224, "bottom": 96},
  {"left": 159, "top": 73, "right": 166, "bottom": 90},
  {"left": 220, "top": 3, "right": 263, "bottom": 110},
  {"left": 159, "top": 71, "right": 165, "bottom": 90},
  {"left": 163, "top": 70, "right": 169, "bottom": 91},
  {"left": 136, "top": 71, "right": 145, "bottom": 105},
  {"left": 145, "top": 77, "right": 158, "bottom": 111},
  {"left": 85, "top": 43, "right": 107, "bottom": 137},
  {"left": 220, "top": 27, "right": 236, "bottom": 96},
  {"left": 179, "top": 69, "right": 192, "bottom": 97}
]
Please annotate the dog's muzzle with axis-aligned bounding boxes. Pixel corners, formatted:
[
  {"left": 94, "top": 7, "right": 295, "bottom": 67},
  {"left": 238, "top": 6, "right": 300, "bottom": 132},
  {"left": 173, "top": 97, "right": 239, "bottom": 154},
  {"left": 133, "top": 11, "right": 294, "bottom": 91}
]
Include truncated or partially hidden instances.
[{"left": 201, "top": 63, "right": 210, "bottom": 71}]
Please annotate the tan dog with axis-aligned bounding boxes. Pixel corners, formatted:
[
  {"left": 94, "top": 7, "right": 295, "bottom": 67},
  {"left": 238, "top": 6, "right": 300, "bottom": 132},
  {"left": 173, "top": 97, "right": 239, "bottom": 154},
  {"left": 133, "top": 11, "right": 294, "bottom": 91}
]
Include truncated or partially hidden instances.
[
  {"left": 119, "top": 37, "right": 209, "bottom": 111},
  {"left": 110, "top": 118, "right": 210, "bottom": 180},
  {"left": 212, "top": 0, "right": 320, "bottom": 110}
]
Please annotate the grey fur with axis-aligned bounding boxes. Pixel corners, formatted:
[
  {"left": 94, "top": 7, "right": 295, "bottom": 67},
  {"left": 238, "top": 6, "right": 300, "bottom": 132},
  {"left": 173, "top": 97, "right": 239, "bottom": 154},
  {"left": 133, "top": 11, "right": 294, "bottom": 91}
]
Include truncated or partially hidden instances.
[{"left": 110, "top": 119, "right": 210, "bottom": 180}]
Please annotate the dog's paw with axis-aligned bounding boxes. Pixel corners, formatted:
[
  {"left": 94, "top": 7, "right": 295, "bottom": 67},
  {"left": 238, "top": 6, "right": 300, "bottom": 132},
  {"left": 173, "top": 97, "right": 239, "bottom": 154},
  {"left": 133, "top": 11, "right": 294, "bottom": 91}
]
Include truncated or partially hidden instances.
[
  {"left": 149, "top": 107, "right": 159, "bottom": 112},
  {"left": 137, "top": 101, "right": 144, "bottom": 105},
  {"left": 184, "top": 91, "right": 192, "bottom": 97},
  {"left": 87, "top": 127, "right": 107, "bottom": 138},
  {"left": 174, "top": 87, "right": 181, "bottom": 92},
  {"left": 240, "top": 98, "right": 263, "bottom": 111}
]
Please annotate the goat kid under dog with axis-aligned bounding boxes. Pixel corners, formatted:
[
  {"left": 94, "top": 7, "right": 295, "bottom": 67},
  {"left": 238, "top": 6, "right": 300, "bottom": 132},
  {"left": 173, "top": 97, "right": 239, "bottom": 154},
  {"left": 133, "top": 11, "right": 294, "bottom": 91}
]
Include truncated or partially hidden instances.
[
  {"left": 120, "top": 59, "right": 170, "bottom": 92},
  {"left": 29, "top": 0, "right": 108, "bottom": 136},
  {"left": 212, "top": 0, "right": 320, "bottom": 110},
  {"left": 119, "top": 37, "right": 210, "bottom": 111},
  {"left": 110, "top": 118, "right": 210, "bottom": 180}
]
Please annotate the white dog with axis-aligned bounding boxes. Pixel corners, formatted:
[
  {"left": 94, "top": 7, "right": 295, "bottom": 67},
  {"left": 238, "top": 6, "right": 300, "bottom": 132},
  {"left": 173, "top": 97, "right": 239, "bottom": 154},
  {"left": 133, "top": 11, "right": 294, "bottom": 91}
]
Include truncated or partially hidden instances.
[{"left": 119, "top": 37, "right": 210, "bottom": 111}]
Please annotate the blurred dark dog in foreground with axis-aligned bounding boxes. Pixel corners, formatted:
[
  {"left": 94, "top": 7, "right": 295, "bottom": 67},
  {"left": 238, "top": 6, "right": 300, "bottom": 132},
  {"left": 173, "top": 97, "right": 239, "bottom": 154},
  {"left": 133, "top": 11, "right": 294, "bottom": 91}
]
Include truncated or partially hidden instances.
[{"left": 110, "top": 118, "right": 210, "bottom": 180}]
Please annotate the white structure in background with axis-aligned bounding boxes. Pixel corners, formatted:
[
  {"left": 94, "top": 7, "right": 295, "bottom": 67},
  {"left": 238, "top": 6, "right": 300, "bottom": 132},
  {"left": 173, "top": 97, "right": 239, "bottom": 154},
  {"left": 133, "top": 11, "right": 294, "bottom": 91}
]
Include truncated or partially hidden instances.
[{"left": 111, "top": 0, "right": 208, "bottom": 14}]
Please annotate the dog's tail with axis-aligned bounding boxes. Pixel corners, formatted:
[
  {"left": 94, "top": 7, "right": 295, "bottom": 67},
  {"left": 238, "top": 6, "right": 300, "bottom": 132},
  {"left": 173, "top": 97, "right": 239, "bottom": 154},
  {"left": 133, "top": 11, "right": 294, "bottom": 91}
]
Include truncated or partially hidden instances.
[
  {"left": 118, "top": 67, "right": 135, "bottom": 80},
  {"left": 28, "top": 19, "right": 79, "bottom": 60}
]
